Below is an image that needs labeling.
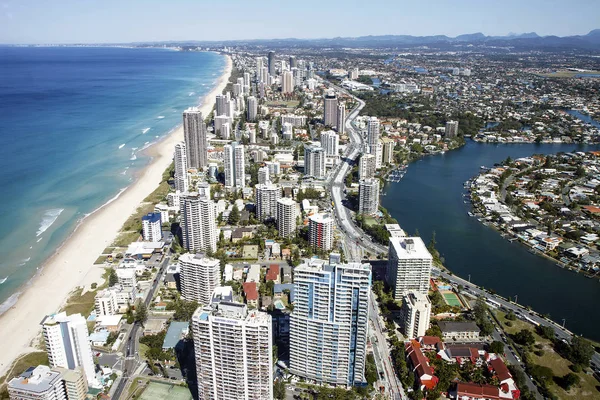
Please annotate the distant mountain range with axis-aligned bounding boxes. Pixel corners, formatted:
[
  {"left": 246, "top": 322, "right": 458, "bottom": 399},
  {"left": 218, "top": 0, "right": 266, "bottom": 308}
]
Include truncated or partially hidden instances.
[{"left": 150, "top": 30, "right": 600, "bottom": 51}]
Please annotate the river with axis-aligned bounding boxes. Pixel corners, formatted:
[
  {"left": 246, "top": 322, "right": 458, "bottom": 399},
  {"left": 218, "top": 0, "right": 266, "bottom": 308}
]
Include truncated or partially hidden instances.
[{"left": 381, "top": 141, "right": 600, "bottom": 341}]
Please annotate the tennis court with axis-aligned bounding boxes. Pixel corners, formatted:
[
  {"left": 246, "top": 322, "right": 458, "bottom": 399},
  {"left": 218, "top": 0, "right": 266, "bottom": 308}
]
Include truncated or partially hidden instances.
[
  {"left": 441, "top": 291, "right": 463, "bottom": 307},
  {"left": 139, "top": 382, "right": 192, "bottom": 400}
]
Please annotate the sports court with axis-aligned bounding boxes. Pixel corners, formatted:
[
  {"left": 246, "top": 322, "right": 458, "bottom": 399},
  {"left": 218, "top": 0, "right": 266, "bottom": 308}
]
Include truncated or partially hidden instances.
[
  {"left": 440, "top": 291, "right": 463, "bottom": 308},
  {"left": 139, "top": 382, "right": 192, "bottom": 400}
]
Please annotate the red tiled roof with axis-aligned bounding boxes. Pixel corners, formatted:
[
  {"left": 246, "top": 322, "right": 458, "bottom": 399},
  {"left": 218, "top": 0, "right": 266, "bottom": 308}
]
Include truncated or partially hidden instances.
[
  {"left": 456, "top": 382, "right": 500, "bottom": 399},
  {"left": 489, "top": 358, "right": 512, "bottom": 382},
  {"left": 243, "top": 282, "right": 258, "bottom": 301},
  {"left": 266, "top": 265, "right": 280, "bottom": 281},
  {"left": 583, "top": 205, "right": 600, "bottom": 213},
  {"left": 406, "top": 342, "right": 435, "bottom": 379},
  {"left": 420, "top": 336, "right": 442, "bottom": 346}
]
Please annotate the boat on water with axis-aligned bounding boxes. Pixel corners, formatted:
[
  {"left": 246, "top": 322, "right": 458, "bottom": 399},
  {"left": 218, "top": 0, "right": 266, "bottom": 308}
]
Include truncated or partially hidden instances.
[
  {"left": 468, "top": 212, "right": 474, "bottom": 217},
  {"left": 0, "top": 277, "right": 7, "bottom": 284}
]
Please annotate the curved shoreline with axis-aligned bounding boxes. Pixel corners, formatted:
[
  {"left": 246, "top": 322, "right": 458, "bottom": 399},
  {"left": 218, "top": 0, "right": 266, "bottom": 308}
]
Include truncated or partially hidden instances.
[{"left": 0, "top": 53, "right": 232, "bottom": 377}]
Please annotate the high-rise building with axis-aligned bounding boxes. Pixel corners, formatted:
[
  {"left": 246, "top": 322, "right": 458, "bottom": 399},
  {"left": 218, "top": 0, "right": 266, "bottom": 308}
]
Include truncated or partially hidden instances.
[
  {"left": 381, "top": 138, "right": 395, "bottom": 165},
  {"left": 282, "top": 70, "right": 294, "bottom": 94},
  {"left": 336, "top": 103, "right": 346, "bottom": 134},
  {"left": 359, "top": 154, "right": 376, "bottom": 180},
  {"left": 323, "top": 91, "right": 338, "bottom": 127},
  {"left": 215, "top": 94, "right": 228, "bottom": 117},
  {"left": 401, "top": 291, "right": 432, "bottom": 339},
  {"left": 192, "top": 295, "right": 273, "bottom": 399},
  {"left": 181, "top": 193, "right": 218, "bottom": 253},
  {"left": 445, "top": 120, "right": 459, "bottom": 138},
  {"left": 281, "top": 122, "right": 293, "bottom": 141},
  {"left": 243, "top": 71, "right": 250, "bottom": 87},
  {"left": 179, "top": 253, "right": 221, "bottom": 305},
  {"left": 214, "top": 115, "right": 232, "bottom": 138},
  {"left": 308, "top": 213, "right": 334, "bottom": 251},
  {"left": 276, "top": 198, "right": 297, "bottom": 238},
  {"left": 224, "top": 142, "right": 246, "bottom": 188},
  {"left": 183, "top": 107, "right": 208, "bottom": 169},
  {"left": 247, "top": 96, "right": 258, "bottom": 122},
  {"left": 359, "top": 178, "right": 380, "bottom": 215},
  {"left": 256, "top": 57, "right": 264, "bottom": 82},
  {"left": 289, "top": 56, "right": 297, "bottom": 69},
  {"left": 56, "top": 367, "right": 87, "bottom": 400},
  {"left": 255, "top": 183, "right": 281, "bottom": 221},
  {"left": 303, "top": 143, "right": 326, "bottom": 178},
  {"left": 94, "top": 289, "right": 117, "bottom": 316},
  {"left": 367, "top": 117, "right": 380, "bottom": 163},
  {"left": 41, "top": 312, "right": 97, "bottom": 387},
  {"left": 142, "top": 213, "right": 162, "bottom": 242},
  {"left": 349, "top": 68, "right": 359, "bottom": 80},
  {"left": 257, "top": 166, "right": 270, "bottom": 185},
  {"left": 174, "top": 142, "right": 189, "bottom": 193},
  {"left": 268, "top": 51, "right": 276, "bottom": 76},
  {"left": 320, "top": 130, "right": 339, "bottom": 157},
  {"left": 290, "top": 261, "right": 371, "bottom": 386},
  {"left": 387, "top": 237, "right": 432, "bottom": 300},
  {"left": 281, "top": 114, "right": 307, "bottom": 127},
  {"left": 7, "top": 365, "right": 73, "bottom": 400}
]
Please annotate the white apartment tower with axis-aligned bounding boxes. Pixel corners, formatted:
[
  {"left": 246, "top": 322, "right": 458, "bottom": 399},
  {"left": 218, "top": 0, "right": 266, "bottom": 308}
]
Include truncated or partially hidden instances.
[
  {"left": 290, "top": 261, "right": 371, "bottom": 386},
  {"left": 192, "top": 298, "right": 273, "bottom": 400},
  {"left": 276, "top": 197, "right": 297, "bottom": 238},
  {"left": 381, "top": 138, "right": 395, "bottom": 165},
  {"left": 181, "top": 193, "right": 218, "bottom": 253},
  {"left": 183, "top": 107, "right": 208, "bottom": 169},
  {"left": 8, "top": 366, "right": 67, "bottom": 400},
  {"left": 359, "top": 178, "right": 380, "bottom": 215},
  {"left": 336, "top": 103, "right": 346, "bottom": 134},
  {"left": 224, "top": 142, "right": 246, "bottom": 188},
  {"left": 141, "top": 212, "right": 162, "bottom": 242},
  {"left": 247, "top": 96, "right": 258, "bottom": 122},
  {"left": 320, "top": 130, "right": 339, "bottom": 157},
  {"left": 282, "top": 70, "right": 294, "bottom": 94},
  {"left": 401, "top": 291, "right": 432, "bottom": 339},
  {"left": 179, "top": 253, "right": 221, "bottom": 305},
  {"left": 41, "top": 312, "right": 97, "bottom": 387},
  {"left": 367, "top": 117, "right": 382, "bottom": 168},
  {"left": 387, "top": 237, "right": 433, "bottom": 300},
  {"left": 174, "top": 142, "right": 189, "bottom": 193},
  {"left": 257, "top": 166, "right": 270, "bottom": 185},
  {"left": 308, "top": 213, "right": 334, "bottom": 251},
  {"left": 255, "top": 183, "right": 281, "bottom": 221},
  {"left": 323, "top": 91, "right": 338, "bottom": 127},
  {"left": 445, "top": 120, "right": 459, "bottom": 138},
  {"left": 359, "top": 154, "right": 376, "bottom": 180},
  {"left": 303, "top": 144, "right": 326, "bottom": 179}
]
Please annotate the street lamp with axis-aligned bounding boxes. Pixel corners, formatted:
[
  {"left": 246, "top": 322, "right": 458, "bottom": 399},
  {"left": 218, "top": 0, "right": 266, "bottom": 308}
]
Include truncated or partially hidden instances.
[
  {"left": 468, "top": 274, "right": 471, "bottom": 283},
  {"left": 562, "top": 319, "right": 566, "bottom": 328},
  {"left": 514, "top": 294, "right": 518, "bottom": 304}
]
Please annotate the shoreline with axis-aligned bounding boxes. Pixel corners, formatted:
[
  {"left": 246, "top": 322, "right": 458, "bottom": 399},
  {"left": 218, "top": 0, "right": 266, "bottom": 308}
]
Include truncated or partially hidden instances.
[{"left": 0, "top": 53, "right": 232, "bottom": 377}]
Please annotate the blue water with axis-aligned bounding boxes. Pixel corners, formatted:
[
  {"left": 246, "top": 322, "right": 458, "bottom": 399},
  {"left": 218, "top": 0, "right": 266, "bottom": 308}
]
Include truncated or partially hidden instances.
[{"left": 0, "top": 47, "right": 225, "bottom": 308}]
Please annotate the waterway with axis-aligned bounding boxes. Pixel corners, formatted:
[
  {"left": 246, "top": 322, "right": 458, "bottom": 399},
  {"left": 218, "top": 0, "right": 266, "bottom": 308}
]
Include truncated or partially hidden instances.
[{"left": 381, "top": 141, "right": 600, "bottom": 341}]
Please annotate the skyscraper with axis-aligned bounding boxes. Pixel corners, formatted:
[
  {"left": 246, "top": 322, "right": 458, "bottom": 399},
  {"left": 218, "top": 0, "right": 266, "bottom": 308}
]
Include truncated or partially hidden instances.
[
  {"left": 401, "top": 291, "right": 432, "bottom": 339},
  {"left": 256, "top": 57, "right": 264, "bottom": 82},
  {"left": 445, "top": 120, "right": 459, "bottom": 138},
  {"left": 336, "top": 103, "right": 346, "bottom": 134},
  {"left": 381, "top": 137, "right": 395, "bottom": 165},
  {"left": 359, "top": 154, "right": 376, "bottom": 180},
  {"left": 367, "top": 116, "right": 380, "bottom": 154},
  {"left": 192, "top": 295, "right": 273, "bottom": 399},
  {"left": 41, "top": 312, "right": 97, "bottom": 387},
  {"left": 257, "top": 166, "right": 269, "bottom": 185},
  {"left": 276, "top": 197, "right": 297, "bottom": 238},
  {"left": 223, "top": 142, "right": 245, "bottom": 188},
  {"left": 181, "top": 193, "right": 218, "bottom": 253},
  {"left": 141, "top": 212, "right": 162, "bottom": 242},
  {"left": 309, "top": 213, "right": 334, "bottom": 251},
  {"left": 183, "top": 107, "right": 208, "bottom": 169},
  {"left": 290, "top": 261, "right": 371, "bottom": 386},
  {"left": 179, "top": 253, "right": 221, "bottom": 305},
  {"left": 289, "top": 55, "right": 297, "bottom": 69},
  {"left": 247, "top": 96, "right": 258, "bottom": 122},
  {"left": 215, "top": 94, "right": 228, "bottom": 117},
  {"left": 255, "top": 183, "right": 281, "bottom": 221},
  {"left": 359, "top": 178, "right": 380, "bottom": 215},
  {"left": 323, "top": 91, "right": 338, "bottom": 127},
  {"left": 174, "top": 142, "right": 189, "bottom": 193},
  {"left": 268, "top": 51, "right": 276, "bottom": 76},
  {"left": 387, "top": 237, "right": 432, "bottom": 300},
  {"left": 303, "top": 143, "right": 326, "bottom": 178},
  {"left": 320, "top": 130, "right": 339, "bottom": 156},
  {"left": 282, "top": 70, "right": 294, "bottom": 94}
]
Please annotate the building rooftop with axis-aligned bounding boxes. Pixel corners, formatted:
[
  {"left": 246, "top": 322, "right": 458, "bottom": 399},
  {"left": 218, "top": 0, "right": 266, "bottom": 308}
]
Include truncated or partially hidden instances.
[
  {"left": 162, "top": 321, "right": 190, "bottom": 350},
  {"left": 243, "top": 282, "right": 259, "bottom": 301},
  {"left": 266, "top": 265, "right": 280, "bottom": 281},
  {"left": 142, "top": 212, "right": 161, "bottom": 223},
  {"left": 437, "top": 321, "right": 480, "bottom": 333},
  {"left": 8, "top": 365, "right": 62, "bottom": 394},
  {"left": 389, "top": 236, "right": 432, "bottom": 260}
]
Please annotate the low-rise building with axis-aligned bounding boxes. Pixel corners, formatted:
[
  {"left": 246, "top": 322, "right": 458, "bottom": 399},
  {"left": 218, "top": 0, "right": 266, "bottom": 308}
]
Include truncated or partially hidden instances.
[{"left": 437, "top": 321, "right": 480, "bottom": 340}]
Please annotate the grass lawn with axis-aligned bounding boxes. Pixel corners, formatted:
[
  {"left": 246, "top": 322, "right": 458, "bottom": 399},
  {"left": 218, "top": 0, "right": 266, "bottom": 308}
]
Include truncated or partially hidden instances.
[
  {"left": 62, "top": 288, "right": 97, "bottom": 317},
  {"left": 363, "top": 216, "right": 378, "bottom": 227},
  {"left": 0, "top": 351, "right": 48, "bottom": 387},
  {"left": 128, "top": 378, "right": 149, "bottom": 398},
  {"left": 495, "top": 310, "right": 600, "bottom": 399},
  {"left": 102, "top": 247, "right": 115, "bottom": 255},
  {"left": 94, "top": 255, "right": 108, "bottom": 265},
  {"left": 112, "top": 231, "right": 141, "bottom": 247},
  {"left": 139, "top": 343, "right": 150, "bottom": 360},
  {"left": 144, "top": 180, "right": 171, "bottom": 204}
]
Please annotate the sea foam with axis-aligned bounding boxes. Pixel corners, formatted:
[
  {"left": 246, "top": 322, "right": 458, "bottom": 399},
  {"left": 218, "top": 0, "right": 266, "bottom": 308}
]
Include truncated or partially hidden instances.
[
  {"left": 142, "top": 128, "right": 150, "bottom": 134},
  {"left": 36, "top": 209, "right": 63, "bottom": 237}
]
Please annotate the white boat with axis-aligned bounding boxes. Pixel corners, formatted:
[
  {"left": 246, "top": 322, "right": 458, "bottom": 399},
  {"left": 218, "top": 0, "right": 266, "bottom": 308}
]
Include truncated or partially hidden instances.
[{"left": 0, "top": 277, "right": 7, "bottom": 284}]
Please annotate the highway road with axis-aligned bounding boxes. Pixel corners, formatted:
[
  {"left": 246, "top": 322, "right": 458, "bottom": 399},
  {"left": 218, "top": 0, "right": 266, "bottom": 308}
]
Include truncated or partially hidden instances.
[{"left": 112, "top": 254, "right": 171, "bottom": 400}]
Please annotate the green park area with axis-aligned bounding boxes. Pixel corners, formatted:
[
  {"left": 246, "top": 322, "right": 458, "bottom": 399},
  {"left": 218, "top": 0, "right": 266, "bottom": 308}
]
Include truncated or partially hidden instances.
[{"left": 136, "top": 381, "right": 191, "bottom": 400}]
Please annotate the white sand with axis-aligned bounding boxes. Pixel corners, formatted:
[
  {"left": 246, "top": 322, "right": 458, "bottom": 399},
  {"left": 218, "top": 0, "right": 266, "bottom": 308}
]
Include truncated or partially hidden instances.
[{"left": 0, "top": 54, "right": 232, "bottom": 376}]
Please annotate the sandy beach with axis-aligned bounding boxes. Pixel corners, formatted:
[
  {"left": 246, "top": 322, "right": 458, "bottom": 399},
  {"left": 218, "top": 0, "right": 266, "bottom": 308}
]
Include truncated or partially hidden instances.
[{"left": 0, "top": 53, "right": 232, "bottom": 377}]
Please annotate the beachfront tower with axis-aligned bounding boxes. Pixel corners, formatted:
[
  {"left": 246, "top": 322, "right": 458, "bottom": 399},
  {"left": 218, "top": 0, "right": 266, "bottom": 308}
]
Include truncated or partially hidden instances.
[
  {"left": 192, "top": 296, "right": 273, "bottom": 399},
  {"left": 41, "top": 312, "right": 98, "bottom": 387},
  {"left": 358, "top": 178, "right": 380, "bottom": 216},
  {"left": 183, "top": 107, "right": 208, "bottom": 169},
  {"left": 223, "top": 142, "right": 246, "bottom": 189},
  {"left": 181, "top": 193, "right": 218, "bottom": 253},
  {"left": 141, "top": 212, "right": 162, "bottom": 242},
  {"left": 290, "top": 261, "right": 371, "bottom": 386},
  {"left": 276, "top": 197, "right": 297, "bottom": 238},
  {"left": 387, "top": 237, "right": 433, "bottom": 300},
  {"left": 8, "top": 365, "right": 67, "bottom": 400},
  {"left": 323, "top": 91, "right": 338, "bottom": 127},
  {"left": 174, "top": 142, "right": 189, "bottom": 193},
  {"left": 179, "top": 253, "right": 221, "bottom": 306}
]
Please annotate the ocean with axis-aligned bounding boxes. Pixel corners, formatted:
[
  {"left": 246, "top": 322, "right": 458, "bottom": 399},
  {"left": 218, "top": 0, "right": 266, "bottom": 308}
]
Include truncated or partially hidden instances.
[{"left": 0, "top": 47, "right": 225, "bottom": 309}]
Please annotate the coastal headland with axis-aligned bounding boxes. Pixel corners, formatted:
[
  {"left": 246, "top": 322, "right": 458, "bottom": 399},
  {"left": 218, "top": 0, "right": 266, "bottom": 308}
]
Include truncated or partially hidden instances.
[{"left": 0, "top": 54, "right": 233, "bottom": 377}]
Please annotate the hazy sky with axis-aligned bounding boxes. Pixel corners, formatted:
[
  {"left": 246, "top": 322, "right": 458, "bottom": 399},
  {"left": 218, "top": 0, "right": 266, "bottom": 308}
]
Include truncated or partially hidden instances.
[{"left": 1, "top": 0, "right": 598, "bottom": 44}]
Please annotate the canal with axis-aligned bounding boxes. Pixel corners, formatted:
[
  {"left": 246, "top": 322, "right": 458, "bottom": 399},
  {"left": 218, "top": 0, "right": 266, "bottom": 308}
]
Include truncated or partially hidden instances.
[{"left": 381, "top": 141, "right": 600, "bottom": 341}]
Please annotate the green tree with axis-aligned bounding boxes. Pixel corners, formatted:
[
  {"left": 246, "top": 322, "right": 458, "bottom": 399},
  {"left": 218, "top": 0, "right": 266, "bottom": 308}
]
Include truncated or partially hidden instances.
[
  {"left": 108, "top": 268, "right": 118, "bottom": 287},
  {"left": 513, "top": 329, "right": 535, "bottom": 346},
  {"left": 558, "top": 372, "right": 580, "bottom": 390},
  {"left": 489, "top": 341, "right": 505, "bottom": 354},
  {"left": 273, "top": 380, "right": 286, "bottom": 399},
  {"left": 134, "top": 303, "right": 148, "bottom": 325},
  {"left": 569, "top": 336, "right": 594, "bottom": 366},
  {"left": 425, "top": 324, "right": 443, "bottom": 339},
  {"left": 228, "top": 204, "right": 240, "bottom": 225},
  {"left": 536, "top": 325, "right": 555, "bottom": 340}
]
